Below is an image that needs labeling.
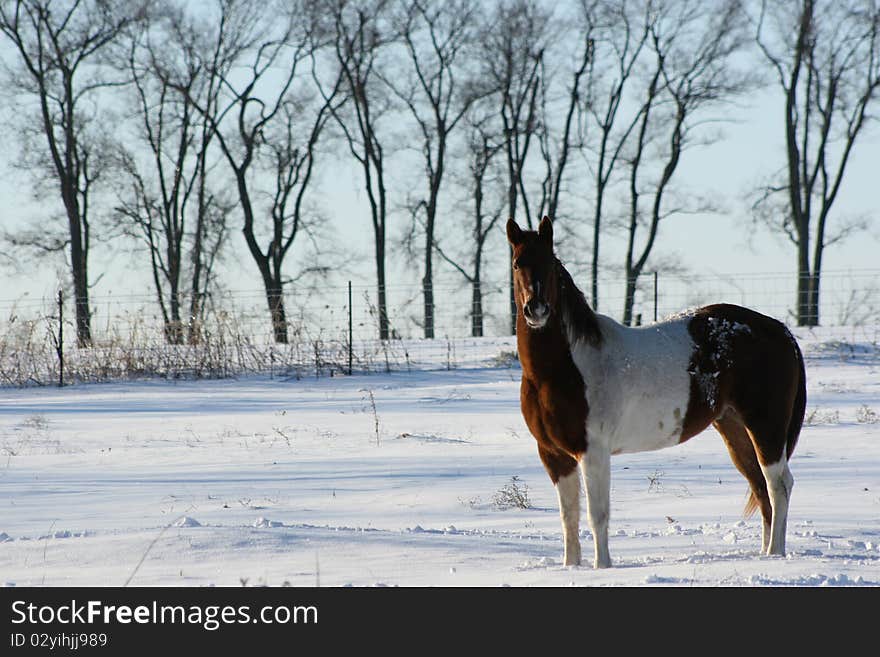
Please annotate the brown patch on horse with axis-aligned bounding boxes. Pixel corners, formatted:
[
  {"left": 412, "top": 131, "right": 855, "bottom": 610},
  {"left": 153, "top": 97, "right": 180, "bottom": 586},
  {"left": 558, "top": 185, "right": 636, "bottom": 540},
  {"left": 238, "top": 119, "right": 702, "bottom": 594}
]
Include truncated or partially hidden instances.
[
  {"left": 508, "top": 217, "right": 592, "bottom": 482},
  {"left": 713, "top": 411, "right": 771, "bottom": 521},
  {"left": 518, "top": 337, "right": 588, "bottom": 481},
  {"left": 681, "top": 304, "right": 805, "bottom": 466}
]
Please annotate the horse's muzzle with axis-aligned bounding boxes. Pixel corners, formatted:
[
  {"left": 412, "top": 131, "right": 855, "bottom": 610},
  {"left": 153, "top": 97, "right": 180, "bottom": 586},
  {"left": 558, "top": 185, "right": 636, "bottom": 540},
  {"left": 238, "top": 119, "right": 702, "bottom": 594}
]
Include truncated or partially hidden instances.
[{"left": 523, "top": 299, "right": 550, "bottom": 328}]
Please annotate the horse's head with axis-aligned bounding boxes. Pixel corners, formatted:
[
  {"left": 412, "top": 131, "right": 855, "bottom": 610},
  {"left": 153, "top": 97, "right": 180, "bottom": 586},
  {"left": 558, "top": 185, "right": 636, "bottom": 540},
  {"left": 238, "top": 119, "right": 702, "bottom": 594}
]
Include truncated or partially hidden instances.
[{"left": 506, "top": 215, "right": 558, "bottom": 330}]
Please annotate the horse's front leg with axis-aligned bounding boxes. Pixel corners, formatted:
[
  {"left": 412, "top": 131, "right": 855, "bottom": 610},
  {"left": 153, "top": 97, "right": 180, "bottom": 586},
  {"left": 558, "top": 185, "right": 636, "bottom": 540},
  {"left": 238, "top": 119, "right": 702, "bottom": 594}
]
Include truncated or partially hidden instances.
[
  {"left": 556, "top": 469, "right": 582, "bottom": 566},
  {"left": 580, "top": 444, "right": 611, "bottom": 568},
  {"left": 539, "top": 447, "right": 582, "bottom": 566}
]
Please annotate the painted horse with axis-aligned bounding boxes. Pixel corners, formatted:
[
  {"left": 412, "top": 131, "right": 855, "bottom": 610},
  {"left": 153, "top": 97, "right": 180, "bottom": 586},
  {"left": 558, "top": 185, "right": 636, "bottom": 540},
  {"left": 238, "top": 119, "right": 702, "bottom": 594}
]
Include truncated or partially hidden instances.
[{"left": 507, "top": 216, "right": 806, "bottom": 568}]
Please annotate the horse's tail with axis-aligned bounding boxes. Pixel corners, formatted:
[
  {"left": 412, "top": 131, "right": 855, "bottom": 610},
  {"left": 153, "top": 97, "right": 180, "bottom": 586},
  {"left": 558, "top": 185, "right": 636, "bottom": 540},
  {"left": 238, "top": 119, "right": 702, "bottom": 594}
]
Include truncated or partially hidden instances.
[
  {"left": 743, "top": 331, "right": 806, "bottom": 518},
  {"left": 744, "top": 491, "right": 760, "bottom": 518}
]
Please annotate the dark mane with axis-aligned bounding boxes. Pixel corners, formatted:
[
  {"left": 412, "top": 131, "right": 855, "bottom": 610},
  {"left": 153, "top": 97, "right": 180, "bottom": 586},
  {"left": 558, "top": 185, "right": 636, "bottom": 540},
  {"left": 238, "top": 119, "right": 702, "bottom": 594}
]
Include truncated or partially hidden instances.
[{"left": 555, "top": 257, "right": 603, "bottom": 346}]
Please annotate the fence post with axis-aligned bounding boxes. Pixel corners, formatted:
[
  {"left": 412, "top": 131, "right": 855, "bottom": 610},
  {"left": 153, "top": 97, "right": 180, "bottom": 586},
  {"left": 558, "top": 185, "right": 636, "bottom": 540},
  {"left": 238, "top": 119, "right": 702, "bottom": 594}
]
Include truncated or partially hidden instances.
[
  {"left": 57, "top": 289, "right": 64, "bottom": 387},
  {"left": 348, "top": 281, "right": 353, "bottom": 376},
  {"left": 653, "top": 271, "right": 658, "bottom": 323}
]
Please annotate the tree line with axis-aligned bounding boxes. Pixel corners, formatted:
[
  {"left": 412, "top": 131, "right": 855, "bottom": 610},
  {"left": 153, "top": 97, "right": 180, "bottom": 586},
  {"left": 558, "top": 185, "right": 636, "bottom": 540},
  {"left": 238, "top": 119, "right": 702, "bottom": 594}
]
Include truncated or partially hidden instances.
[{"left": 0, "top": 0, "right": 877, "bottom": 347}]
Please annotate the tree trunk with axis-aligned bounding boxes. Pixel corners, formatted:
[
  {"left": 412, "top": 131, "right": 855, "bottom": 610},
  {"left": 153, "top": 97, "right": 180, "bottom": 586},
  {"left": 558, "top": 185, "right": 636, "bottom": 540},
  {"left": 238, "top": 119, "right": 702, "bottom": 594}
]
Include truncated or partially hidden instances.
[
  {"left": 71, "top": 252, "right": 92, "bottom": 348},
  {"left": 622, "top": 272, "right": 638, "bottom": 327},
  {"left": 422, "top": 234, "right": 434, "bottom": 339},
  {"left": 422, "top": 187, "right": 437, "bottom": 339},
  {"left": 376, "top": 259, "right": 390, "bottom": 341},
  {"left": 69, "top": 220, "right": 92, "bottom": 348},
  {"left": 471, "top": 278, "right": 483, "bottom": 338},
  {"left": 257, "top": 273, "right": 289, "bottom": 344},
  {"left": 808, "top": 271, "right": 820, "bottom": 327},
  {"left": 188, "top": 293, "right": 203, "bottom": 345},
  {"left": 62, "top": 171, "right": 92, "bottom": 347},
  {"left": 376, "top": 239, "right": 389, "bottom": 340},
  {"left": 264, "top": 281, "right": 289, "bottom": 344},
  {"left": 188, "top": 155, "right": 208, "bottom": 346},
  {"left": 188, "top": 241, "right": 205, "bottom": 346},
  {"left": 422, "top": 143, "right": 444, "bottom": 340},
  {"left": 591, "top": 192, "right": 602, "bottom": 311},
  {"left": 377, "top": 283, "right": 389, "bottom": 340},
  {"left": 165, "top": 283, "right": 184, "bottom": 345},
  {"left": 796, "top": 236, "right": 811, "bottom": 326},
  {"left": 807, "top": 215, "right": 825, "bottom": 327}
]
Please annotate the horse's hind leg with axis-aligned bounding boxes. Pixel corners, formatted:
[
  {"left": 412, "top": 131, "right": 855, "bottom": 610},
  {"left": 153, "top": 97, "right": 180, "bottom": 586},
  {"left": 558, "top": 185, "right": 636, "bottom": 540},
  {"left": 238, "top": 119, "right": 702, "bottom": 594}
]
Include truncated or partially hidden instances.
[
  {"left": 742, "top": 416, "right": 794, "bottom": 556},
  {"left": 758, "top": 456, "right": 794, "bottom": 555},
  {"left": 713, "top": 413, "right": 773, "bottom": 551},
  {"left": 578, "top": 444, "right": 611, "bottom": 569},
  {"left": 730, "top": 330, "right": 801, "bottom": 556},
  {"left": 539, "top": 447, "right": 582, "bottom": 566}
]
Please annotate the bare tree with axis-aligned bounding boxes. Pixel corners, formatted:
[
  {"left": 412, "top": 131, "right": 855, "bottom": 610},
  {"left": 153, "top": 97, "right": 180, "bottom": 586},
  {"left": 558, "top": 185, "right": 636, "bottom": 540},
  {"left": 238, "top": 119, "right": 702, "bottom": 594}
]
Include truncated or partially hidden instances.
[
  {"left": 754, "top": 0, "right": 880, "bottom": 326},
  {"left": 383, "top": 0, "right": 487, "bottom": 339},
  {"left": 319, "top": 0, "right": 396, "bottom": 340},
  {"left": 0, "top": 0, "right": 145, "bottom": 347},
  {"left": 433, "top": 109, "right": 505, "bottom": 337},
  {"left": 536, "top": 6, "right": 594, "bottom": 226},
  {"left": 582, "top": 0, "right": 653, "bottom": 311},
  {"left": 481, "top": 0, "right": 551, "bottom": 334},
  {"left": 112, "top": 5, "right": 231, "bottom": 344},
  {"left": 619, "top": 0, "right": 752, "bottom": 326},
  {"left": 162, "top": 0, "right": 337, "bottom": 344}
]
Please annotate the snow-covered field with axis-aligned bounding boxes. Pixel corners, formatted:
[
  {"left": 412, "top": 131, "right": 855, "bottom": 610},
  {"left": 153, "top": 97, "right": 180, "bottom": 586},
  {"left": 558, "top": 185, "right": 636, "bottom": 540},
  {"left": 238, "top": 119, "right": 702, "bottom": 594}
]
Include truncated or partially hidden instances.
[{"left": 1, "top": 328, "right": 878, "bottom": 587}]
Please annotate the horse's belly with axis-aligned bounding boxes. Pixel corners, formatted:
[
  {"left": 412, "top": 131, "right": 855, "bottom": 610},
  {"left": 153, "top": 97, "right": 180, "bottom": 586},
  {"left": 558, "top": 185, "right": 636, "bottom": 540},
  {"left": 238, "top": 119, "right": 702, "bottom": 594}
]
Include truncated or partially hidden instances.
[
  {"left": 587, "top": 365, "right": 692, "bottom": 455},
  {"left": 609, "top": 404, "right": 687, "bottom": 454}
]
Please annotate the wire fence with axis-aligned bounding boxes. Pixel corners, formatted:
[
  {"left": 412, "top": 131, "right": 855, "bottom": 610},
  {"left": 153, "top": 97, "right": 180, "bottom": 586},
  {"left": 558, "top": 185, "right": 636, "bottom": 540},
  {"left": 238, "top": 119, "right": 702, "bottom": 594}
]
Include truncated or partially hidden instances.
[{"left": 0, "top": 268, "right": 878, "bottom": 387}]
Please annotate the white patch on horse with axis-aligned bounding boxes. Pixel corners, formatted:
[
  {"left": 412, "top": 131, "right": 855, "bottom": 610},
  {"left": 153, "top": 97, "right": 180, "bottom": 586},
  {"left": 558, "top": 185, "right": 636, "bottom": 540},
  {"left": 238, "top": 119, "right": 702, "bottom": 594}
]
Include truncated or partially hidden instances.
[
  {"left": 555, "top": 470, "right": 581, "bottom": 566},
  {"left": 580, "top": 445, "right": 611, "bottom": 568},
  {"left": 567, "top": 314, "right": 694, "bottom": 455},
  {"left": 759, "top": 457, "right": 794, "bottom": 556}
]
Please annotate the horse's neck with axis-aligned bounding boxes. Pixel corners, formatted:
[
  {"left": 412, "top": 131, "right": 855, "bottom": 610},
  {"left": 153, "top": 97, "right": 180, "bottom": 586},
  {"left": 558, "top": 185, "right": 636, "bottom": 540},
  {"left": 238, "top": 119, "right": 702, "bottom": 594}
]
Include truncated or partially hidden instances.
[
  {"left": 516, "top": 313, "right": 573, "bottom": 377},
  {"left": 515, "top": 259, "right": 603, "bottom": 380}
]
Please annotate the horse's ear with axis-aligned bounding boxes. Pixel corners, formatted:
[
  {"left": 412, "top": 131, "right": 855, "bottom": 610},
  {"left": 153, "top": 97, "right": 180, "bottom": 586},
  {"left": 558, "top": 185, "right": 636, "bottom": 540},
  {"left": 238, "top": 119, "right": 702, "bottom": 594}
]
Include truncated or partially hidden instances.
[
  {"left": 538, "top": 215, "right": 553, "bottom": 244},
  {"left": 506, "top": 218, "right": 524, "bottom": 246}
]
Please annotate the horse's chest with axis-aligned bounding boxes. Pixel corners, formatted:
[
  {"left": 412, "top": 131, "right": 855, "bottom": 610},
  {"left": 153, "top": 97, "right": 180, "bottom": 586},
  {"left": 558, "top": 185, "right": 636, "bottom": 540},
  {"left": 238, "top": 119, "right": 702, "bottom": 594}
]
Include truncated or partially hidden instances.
[{"left": 520, "top": 376, "right": 588, "bottom": 458}]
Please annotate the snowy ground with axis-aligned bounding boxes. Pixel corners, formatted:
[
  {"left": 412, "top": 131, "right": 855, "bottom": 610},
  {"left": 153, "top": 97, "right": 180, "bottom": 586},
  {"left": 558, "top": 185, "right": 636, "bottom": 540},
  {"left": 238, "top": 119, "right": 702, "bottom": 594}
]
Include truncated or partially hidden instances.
[{"left": 1, "top": 328, "right": 878, "bottom": 587}]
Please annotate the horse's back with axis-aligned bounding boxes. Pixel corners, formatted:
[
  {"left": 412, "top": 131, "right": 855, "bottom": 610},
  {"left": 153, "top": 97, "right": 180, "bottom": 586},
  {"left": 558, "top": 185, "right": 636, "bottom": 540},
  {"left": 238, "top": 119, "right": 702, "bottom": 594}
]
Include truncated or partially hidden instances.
[{"left": 687, "top": 303, "right": 800, "bottom": 358}]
